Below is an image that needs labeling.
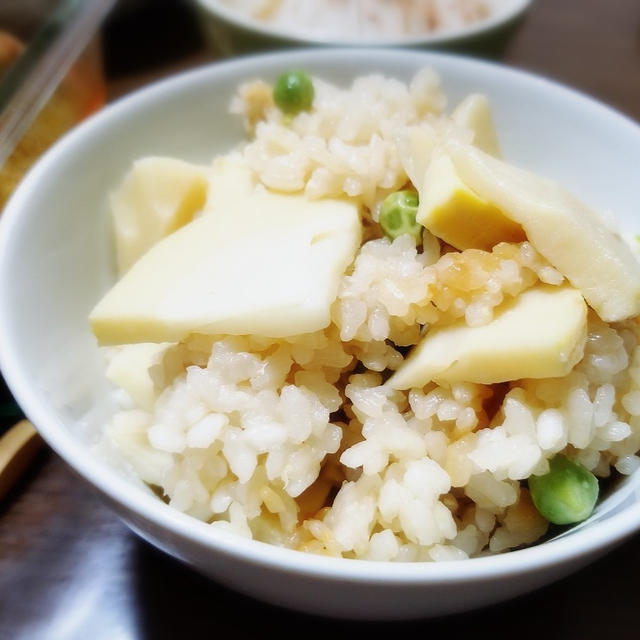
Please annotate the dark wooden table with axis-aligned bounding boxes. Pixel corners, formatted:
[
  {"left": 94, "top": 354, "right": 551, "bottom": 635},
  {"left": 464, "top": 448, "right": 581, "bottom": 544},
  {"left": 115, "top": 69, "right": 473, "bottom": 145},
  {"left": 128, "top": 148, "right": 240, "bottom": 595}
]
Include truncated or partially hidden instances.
[{"left": 2, "top": 0, "right": 640, "bottom": 637}]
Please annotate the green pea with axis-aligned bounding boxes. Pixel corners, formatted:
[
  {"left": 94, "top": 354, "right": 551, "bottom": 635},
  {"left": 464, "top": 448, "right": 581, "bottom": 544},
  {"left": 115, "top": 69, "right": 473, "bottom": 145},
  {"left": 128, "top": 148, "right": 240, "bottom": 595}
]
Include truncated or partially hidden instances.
[
  {"left": 273, "top": 70, "right": 314, "bottom": 115},
  {"left": 379, "top": 190, "right": 422, "bottom": 242},
  {"left": 528, "top": 454, "right": 599, "bottom": 525}
]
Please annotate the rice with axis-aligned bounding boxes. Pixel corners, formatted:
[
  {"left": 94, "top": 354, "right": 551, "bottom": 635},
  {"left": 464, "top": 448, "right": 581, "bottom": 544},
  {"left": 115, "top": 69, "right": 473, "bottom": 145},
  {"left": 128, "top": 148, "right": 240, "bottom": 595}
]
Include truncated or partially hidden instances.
[
  {"left": 333, "top": 235, "right": 564, "bottom": 345},
  {"left": 220, "top": 0, "right": 496, "bottom": 40},
  {"left": 97, "top": 68, "right": 640, "bottom": 562},
  {"left": 230, "top": 68, "right": 445, "bottom": 208}
]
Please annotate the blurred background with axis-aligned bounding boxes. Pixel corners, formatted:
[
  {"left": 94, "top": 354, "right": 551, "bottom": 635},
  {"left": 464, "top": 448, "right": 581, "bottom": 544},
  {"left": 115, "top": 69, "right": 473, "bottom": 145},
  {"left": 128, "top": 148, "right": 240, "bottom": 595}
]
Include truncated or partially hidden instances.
[{"left": 1, "top": 0, "right": 640, "bottom": 638}]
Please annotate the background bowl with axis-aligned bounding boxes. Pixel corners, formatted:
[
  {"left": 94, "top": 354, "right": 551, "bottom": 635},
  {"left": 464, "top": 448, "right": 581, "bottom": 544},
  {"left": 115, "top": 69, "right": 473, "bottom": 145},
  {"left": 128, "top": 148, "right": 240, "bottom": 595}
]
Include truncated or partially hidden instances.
[
  {"left": 1, "top": 48, "right": 640, "bottom": 620},
  {"left": 194, "top": 0, "right": 532, "bottom": 55}
]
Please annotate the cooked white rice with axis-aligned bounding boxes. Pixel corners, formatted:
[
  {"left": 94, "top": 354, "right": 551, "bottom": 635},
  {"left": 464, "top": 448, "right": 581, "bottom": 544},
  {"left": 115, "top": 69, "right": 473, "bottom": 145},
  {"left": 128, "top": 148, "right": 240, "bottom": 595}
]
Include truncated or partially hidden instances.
[
  {"left": 230, "top": 68, "right": 445, "bottom": 208},
  {"left": 98, "top": 68, "right": 640, "bottom": 562},
  {"left": 220, "top": 0, "right": 496, "bottom": 40}
]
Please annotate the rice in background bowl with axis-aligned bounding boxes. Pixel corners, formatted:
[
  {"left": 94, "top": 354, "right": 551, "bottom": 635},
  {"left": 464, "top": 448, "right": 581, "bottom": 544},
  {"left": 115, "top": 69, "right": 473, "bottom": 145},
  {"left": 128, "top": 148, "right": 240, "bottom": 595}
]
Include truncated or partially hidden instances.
[
  {"left": 2, "top": 49, "right": 640, "bottom": 619},
  {"left": 218, "top": 0, "right": 496, "bottom": 41},
  {"left": 194, "top": 0, "right": 532, "bottom": 54}
]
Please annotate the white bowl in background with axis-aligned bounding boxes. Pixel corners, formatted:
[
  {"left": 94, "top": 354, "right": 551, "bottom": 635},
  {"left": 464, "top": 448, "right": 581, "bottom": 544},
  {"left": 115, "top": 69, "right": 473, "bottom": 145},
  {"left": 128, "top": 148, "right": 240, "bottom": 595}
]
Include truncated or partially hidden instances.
[
  {"left": 1, "top": 49, "right": 640, "bottom": 620},
  {"left": 194, "top": 0, "right": 532, "bottom": 52}
]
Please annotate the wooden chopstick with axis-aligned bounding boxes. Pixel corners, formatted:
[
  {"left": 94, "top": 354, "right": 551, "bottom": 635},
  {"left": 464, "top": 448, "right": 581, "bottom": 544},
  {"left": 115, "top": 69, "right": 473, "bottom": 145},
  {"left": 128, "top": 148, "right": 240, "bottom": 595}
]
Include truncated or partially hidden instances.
[{"left": 0, "top": 420, "right": 43, "bottom": 502}]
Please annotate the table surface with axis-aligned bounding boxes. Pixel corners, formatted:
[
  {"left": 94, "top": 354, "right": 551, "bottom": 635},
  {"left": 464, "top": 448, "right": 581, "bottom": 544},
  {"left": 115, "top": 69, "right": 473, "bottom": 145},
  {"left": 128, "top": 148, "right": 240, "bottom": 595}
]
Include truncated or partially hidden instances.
[{"left": 2, "top": 0, "right": 640, "bottom": 637}]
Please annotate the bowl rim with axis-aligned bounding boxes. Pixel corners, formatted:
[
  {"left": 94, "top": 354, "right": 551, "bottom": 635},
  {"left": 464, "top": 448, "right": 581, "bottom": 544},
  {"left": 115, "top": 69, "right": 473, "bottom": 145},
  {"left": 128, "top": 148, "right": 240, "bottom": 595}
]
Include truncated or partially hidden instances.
[
  {"left": 195, "top": 0, "right": 533, "bottom": 47},
  {"left": 2, "top": 46, "right": 640, "bottom": 584}
]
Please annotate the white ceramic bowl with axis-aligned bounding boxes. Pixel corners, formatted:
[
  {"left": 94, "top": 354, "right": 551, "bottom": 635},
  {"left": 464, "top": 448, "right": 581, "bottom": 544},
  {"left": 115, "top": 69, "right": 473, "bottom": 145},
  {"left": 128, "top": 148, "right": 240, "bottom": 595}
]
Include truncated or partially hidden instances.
[
  {"left": 2, "top": 49, "right": 640, "bottom": 621},
  {"left": 194, "top": 0, "right": 532, "bottom": 53}
]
